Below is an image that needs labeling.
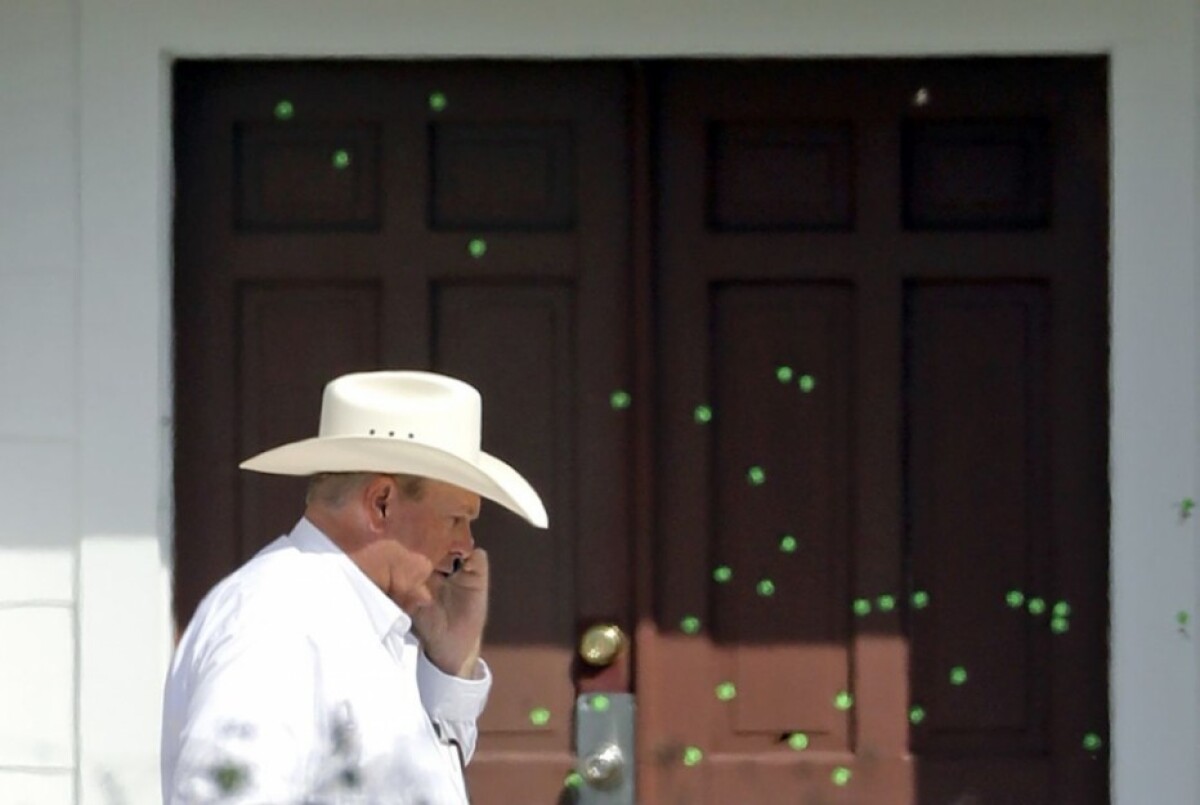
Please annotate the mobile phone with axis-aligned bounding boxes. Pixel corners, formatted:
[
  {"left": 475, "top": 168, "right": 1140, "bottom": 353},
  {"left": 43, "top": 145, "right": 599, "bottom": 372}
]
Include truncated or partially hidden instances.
[{"left": 438, "top": 556, "right": 464, "bottom": 578}]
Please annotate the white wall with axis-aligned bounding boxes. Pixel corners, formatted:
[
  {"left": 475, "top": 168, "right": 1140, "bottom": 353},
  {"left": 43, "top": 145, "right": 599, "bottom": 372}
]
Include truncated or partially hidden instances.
[
  {"left": 0, "top": 0, "right": 1192, "bottom": 803},
  {"left": 0, "top": 1, "right": 80, "bottom": 803}
]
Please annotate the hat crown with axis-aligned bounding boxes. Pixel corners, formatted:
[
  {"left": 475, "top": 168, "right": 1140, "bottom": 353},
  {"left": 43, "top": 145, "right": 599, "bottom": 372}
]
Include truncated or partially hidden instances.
[{"left": 318, "top": 371, "right": 482, "bottom": 462}]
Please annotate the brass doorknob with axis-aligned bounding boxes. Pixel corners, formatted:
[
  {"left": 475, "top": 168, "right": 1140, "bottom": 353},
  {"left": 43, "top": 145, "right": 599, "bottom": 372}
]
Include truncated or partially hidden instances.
[{"left": 579, "top": 623, "right": 626, "bottom": 666}]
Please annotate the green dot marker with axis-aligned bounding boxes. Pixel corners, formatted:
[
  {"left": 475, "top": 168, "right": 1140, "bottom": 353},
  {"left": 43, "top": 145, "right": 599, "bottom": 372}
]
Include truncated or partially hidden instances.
[
  {"left": 1054, "top": 601, "right": 1072, "bottom": 618},
  {"left": 779, "top": 534, "right": 798, "bottom": 553},
  {"left": 682, "top": 746, "right": 704, "bottom": 766},
  {"left": 747, "top": 466, "right": 766, "bottom": 485},
  {"left": 787, "top": 732, "right": 809, "bottom": 751},
  {"left": 1051, "top": 617, "right": 1070, "bottom": 634},
  {"left": 909, "top": 705, "right": 926, "bottom": 725},
  {"left": 332, "top": 149, "right": 351, "bottom": 169},
  {"left": 798, "top": 374, "right": 816, "bottom": 393},
  {"left": 853, "top": 598, "right": 872, "bottom": 617},
  {"left": 609, "top": 390, "right": 631, "bottom": 410},
  {"left": 468, "top": 238, "right": 487, "bottom": 258},
  {"left": 529, "top": 707, "right": 551, "bottom": 726},
  {"left": 1006, "top": 590, "right": 1025, "bottom": 608},
  {"left": 776, "top": 365, "right": 795, "bottom": 383},
  {"left": 949, "top": 666, "right": 968, "bottom": 686},
  {"left": 834, "top": 691, "right": 853, "bottom": 711},
  {"left": 1028, "top": 598, "right": 1047, "bottom": 616},
  {"left": 1178, "top": 611, "right": 1191, "bottom": 627},
  {"left": 564, "top": 771, "right": 583, "bottom": 789},
  {"left": 213, "top": 763, "right": 248, "bottom": 794},
  {"left": 429, "top": 91, "right": 448, "bottom": 112},
  {"left": 1082, "top": 732, "right": 1103, "bottom": 752},
  {"left": 693, "top": 404, "right": 713, "bottom": 423},
  {"left": 680, "top": 615, "right": 701, "bottom": 634},
  {"left": 590, "top": 694, "right": 611, "bottom": 712},
  {"left": 877, "top": 594, "right": 897, "bottom": 612},
  {"left": 273, "top": 100, "right": 294, "bottom": 121},
  {"left": 831, "top": 766, "right": 852, "bottom": 786},
  {"left": 911, "top": 590, "right": 930, "bottom": 609},
  {"left": 757, "top": 579, "right": 776, "bottom": 597},
  {"left": 715, "top": 682, "right": 737, "bottom": 701},
  {"left": 713, "top": 565, "right": 732, "bottom": 583}
]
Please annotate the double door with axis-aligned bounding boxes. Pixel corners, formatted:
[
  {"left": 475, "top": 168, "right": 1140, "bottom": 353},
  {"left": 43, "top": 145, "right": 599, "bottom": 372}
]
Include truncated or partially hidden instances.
[{"left": 174, "top": 58, "right": 1109, "bottom": 804}]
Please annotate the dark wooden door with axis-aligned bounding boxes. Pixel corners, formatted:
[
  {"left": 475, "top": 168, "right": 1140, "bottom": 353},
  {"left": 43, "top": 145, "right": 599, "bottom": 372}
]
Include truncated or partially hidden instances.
[
  {"left": 173, "top": 60, "right": 632, "bottom": 802},
  {"left": 174, "top": 58, "right": 1109, "bottom": 805},
  {"left": 648, "top": 59, "right": 1108, "bottom": 804}
]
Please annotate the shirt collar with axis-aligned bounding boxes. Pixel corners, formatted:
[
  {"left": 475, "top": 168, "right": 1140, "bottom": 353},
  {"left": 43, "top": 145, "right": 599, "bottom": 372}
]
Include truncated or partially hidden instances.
[{"left": 287, "top": 517, "right": 413, "bottom": 641}]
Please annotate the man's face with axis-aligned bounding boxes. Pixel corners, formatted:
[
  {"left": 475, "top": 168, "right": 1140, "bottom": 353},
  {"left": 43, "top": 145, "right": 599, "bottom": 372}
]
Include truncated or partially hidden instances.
[{"left": 381, "top": 478, "right": 480, "bottom": 612}]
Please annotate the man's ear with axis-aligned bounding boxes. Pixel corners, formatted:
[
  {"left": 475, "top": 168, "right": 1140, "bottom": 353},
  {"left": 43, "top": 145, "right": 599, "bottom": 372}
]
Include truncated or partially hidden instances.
[{"left": 364, "top": 474, "right": 394, "bottom": 530}]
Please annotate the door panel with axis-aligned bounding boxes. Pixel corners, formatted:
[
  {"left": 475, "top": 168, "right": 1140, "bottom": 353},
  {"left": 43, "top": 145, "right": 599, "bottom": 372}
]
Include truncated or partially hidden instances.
[
  {"left": 907, "top": 284, "right": 1052, "bottom": 751},
  {"left": 433, "top": 282, "right": 579, "bottom": 796},
  {"left": 651, "top": 59, "right": 1107, "bottom": 804},
  {"left": 236, "top": 283, "right": 383, "bottom": 559},
  {"left": 174, "top": 58, "right": 1108, "bottom": 805},
  {"left": 713, "top": 283, "right": 854, "bottom": 744},
  {"left": 174, "top": 60, "right": 630, "bottom": 803}
]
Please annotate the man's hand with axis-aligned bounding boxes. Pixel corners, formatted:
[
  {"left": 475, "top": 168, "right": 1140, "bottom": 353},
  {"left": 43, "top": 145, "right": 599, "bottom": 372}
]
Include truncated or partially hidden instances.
[{"left": 412, "top": 548, "right": 489, "bottom": 678}]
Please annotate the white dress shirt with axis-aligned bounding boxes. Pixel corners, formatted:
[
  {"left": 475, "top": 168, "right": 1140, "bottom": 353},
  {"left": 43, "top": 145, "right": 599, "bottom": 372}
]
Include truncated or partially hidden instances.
[{"left": 161, "top": 518, "right": 491, "bottom": 804}]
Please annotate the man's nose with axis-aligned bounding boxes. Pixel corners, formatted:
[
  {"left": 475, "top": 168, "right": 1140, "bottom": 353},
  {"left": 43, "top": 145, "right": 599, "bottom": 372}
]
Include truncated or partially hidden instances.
[{"left": 453, "top": 525, "right": 475, "bottom": 553}]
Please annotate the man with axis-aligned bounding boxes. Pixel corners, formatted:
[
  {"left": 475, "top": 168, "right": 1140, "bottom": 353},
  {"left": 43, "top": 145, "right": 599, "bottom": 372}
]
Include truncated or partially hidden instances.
[{"left": 161, "top": 371, "right": 548, "bottom": 804}]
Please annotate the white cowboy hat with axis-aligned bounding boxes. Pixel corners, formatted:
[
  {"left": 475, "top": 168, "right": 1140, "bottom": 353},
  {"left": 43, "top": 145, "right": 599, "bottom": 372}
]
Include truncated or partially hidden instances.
[{"left": 239, "top": 371, "right": 548, "bottom": 528}]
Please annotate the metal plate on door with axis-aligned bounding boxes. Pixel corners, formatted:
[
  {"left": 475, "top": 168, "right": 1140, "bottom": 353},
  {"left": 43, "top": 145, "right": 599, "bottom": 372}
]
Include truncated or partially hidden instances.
[{"left": 574, "top": 692, "right": 634, "bottom": 804}]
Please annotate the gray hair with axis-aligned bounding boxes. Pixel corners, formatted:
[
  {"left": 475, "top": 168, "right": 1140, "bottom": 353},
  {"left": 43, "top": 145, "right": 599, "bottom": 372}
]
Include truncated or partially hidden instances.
[{"left": 305, "top": 472, "right": 426, "bottom": 507}]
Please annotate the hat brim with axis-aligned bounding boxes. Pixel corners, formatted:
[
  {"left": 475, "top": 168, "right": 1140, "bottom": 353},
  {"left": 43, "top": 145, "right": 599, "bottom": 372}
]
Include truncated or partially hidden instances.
[{"left": 239, "top": 437, "right": 548, "bottom": 529}]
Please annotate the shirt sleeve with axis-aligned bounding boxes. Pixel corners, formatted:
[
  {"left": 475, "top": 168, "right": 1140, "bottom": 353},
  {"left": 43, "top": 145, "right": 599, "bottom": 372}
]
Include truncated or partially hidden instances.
[
  {"left": 165, "top": 620, "right": 323, "bottom": 804},
  {"left": 416, "top": 653, "right": 492, "bottom": 764}
]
